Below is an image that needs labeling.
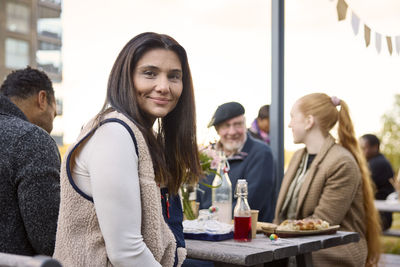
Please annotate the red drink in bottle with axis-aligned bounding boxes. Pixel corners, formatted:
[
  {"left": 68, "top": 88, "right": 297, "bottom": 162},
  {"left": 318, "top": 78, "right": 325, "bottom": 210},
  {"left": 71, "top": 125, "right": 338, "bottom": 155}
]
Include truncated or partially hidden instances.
[
  {"left": 233, "top": 179, "right": 252, "bottom": 242},
  {"left": 234, "top": 216, "right": 252, "bottom": 241}
]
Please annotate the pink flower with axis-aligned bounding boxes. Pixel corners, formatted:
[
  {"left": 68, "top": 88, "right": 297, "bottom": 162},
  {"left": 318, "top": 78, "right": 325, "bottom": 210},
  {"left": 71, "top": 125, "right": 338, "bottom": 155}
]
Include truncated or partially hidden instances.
[{"left": 200, "top": 146, "right": 221, "bottom": 170}]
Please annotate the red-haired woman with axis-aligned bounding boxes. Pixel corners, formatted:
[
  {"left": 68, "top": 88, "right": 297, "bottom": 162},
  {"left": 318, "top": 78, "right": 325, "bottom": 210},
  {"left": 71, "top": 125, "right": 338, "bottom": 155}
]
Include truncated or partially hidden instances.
[{"left": 274, "top": 93, "right": 381, "bottom": 267}]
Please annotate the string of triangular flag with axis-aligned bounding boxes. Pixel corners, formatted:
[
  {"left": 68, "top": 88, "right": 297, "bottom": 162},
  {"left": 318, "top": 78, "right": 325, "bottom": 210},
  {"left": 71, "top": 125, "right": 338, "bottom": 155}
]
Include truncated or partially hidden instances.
[{"left": 336, "top": 0, "right": 400, "bottom": 55}]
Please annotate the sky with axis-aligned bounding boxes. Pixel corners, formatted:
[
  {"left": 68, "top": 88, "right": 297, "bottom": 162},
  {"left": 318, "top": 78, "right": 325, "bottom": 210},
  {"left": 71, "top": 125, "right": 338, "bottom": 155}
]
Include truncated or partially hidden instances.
[{"left": 58, "top": 0, "right": 400, "bottom": 151}]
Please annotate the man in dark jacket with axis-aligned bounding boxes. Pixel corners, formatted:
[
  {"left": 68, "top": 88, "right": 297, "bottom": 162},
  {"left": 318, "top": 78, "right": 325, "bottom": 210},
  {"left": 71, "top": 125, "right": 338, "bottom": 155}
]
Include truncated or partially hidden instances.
[
  {"left": 0, "top": 67, "right": 60, "bottom": 256},
  {"left": 360, "top": 134, "right": 395, "bottom": 230},
  {"left": 198, "top": 102, "right": 275, "bottom": 222}
]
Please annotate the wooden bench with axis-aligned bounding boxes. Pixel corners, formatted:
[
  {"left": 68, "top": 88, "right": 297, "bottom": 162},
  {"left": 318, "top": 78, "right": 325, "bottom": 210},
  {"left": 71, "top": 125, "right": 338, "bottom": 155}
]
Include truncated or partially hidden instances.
[
  {"left": 0, "top": 252, "right": 61, "bottom": 267},
  {"left": 382, "top": 229, "right": 400, "bottom": 238},
  {"left": 379, "top": 253, "right": 400, "bottom": 267}
]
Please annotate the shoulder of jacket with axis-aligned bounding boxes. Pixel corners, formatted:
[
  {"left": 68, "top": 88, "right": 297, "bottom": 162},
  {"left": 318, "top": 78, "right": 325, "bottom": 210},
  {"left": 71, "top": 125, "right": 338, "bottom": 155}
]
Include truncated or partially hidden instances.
[
  {"left": 4, "top": 117, "right": 56, "bottom": 147},
  {"left": 327, "top": 144, "right": 355, "bottom": 161},
  {"left": 1, "top": 115, "right": 35, "bottom": 136},
  {"left": 101, "top": 111, "right": 141, "bottom": 131},
  {"left": 19, "top": 129, "right": 59, "bottom": 161},
  {"left": 247, "top": 135, "right": 271, "bottom": 152},
  {"left": 321, "top": 145, "right": 360, "bottom": 174}
]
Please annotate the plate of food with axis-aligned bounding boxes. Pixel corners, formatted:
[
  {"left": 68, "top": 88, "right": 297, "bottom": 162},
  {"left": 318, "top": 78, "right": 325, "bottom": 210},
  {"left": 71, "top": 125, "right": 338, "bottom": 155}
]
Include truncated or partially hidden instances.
[{"left": 261, "top": 218, "right": 340, "bottom": 237}]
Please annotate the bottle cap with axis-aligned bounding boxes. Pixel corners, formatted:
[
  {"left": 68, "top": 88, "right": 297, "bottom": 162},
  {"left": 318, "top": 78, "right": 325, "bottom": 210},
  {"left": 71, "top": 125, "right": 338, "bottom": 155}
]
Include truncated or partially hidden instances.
[{"left": 235, "top": 179, "right": 248, "bottom": 196}]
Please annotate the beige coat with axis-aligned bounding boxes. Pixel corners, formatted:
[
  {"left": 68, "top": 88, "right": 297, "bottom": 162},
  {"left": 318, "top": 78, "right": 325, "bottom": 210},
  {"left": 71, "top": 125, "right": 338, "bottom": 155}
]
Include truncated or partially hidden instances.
[
  {"left": 53, "top": 111, "right": 185, "bottom": 267},
  {"left": 274, "top": 135, "right": 367, "bottom": 267}
]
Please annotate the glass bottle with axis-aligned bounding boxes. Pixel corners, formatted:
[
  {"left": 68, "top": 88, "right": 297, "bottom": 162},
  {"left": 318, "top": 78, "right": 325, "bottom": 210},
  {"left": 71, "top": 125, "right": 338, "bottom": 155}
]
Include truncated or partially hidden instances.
[
  {"left": 234, "top": 179, "right": 251, "bottom": 241},
  {"left": 211, "top": 154, "right": 232, "bottom": 224}
]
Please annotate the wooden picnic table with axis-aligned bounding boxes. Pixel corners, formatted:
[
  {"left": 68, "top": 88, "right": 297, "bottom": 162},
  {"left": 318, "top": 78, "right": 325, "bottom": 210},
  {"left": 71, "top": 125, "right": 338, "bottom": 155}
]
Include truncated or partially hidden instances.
[
  {"left": 185, "top": 231, "right": 360, "bottom": 267},
  {"left": 374, "top": 200, "right": 400, "bottom": 213},
  {"left": 374, "top": 199, "right": 400, "bottom": 238}
]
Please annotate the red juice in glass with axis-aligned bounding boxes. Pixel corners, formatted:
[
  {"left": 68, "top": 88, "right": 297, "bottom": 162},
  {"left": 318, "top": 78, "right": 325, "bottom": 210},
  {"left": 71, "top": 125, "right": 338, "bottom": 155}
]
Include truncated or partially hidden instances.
[{"left": 234, "top": 216, "right": 252, "bottom": 241}]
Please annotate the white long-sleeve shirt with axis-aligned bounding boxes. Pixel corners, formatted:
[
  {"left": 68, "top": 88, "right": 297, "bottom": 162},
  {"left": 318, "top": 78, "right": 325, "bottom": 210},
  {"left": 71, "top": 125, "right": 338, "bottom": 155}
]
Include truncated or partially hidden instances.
[{"left": 72, "top": 122, "right": 161, "bottom": 267}]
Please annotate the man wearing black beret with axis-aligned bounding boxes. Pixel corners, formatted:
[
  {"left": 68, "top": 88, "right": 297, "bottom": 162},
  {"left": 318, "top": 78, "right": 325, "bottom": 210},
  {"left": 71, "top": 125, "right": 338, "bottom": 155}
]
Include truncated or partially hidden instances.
[{"left": 198, "top": 102, "right": 275, "bottom": 222}]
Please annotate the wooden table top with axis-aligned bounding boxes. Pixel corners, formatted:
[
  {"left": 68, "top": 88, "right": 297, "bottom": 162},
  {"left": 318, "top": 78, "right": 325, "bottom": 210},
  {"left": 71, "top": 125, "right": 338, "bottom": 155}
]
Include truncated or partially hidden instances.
[
  {"left": 185, "top": 231, "right": 360, "bottom": 266},
  {"left": 374, "top": 200, "right": 400, "bottom": 213}
]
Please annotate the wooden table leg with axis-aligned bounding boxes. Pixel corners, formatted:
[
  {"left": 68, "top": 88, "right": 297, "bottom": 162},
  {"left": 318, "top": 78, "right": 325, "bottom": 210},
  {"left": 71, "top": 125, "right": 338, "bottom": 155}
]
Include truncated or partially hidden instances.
[
  {"left": 263, "top": 258, "right": 289, "bottom": 267},
  {"left": 214, "top": 263, "right": 263, "bottom": 267},
  {"left": 214, "top": 262, "right": 266, "bottom": 267},
  {"left": 296, "top": 252, "right": 313, "bottom": 267}
]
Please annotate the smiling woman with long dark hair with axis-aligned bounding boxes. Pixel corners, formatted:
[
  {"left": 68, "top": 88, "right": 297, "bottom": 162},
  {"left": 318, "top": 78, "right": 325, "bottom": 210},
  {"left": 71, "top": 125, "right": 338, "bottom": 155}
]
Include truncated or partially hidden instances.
[{"left": 54, "top": 32, "right": 201, "bottom": 267}]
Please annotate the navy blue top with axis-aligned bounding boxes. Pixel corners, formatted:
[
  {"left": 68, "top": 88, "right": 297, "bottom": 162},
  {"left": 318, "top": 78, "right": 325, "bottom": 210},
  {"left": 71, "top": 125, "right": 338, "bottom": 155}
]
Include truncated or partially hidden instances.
[
  {"left": 368, "top": 153, "right": 395, "bottom": 200},
  {"left": 368, "top": 153, "right": 395, "bottom": 230},
  {"left": 161, "top": 188, "right": 185, "bottom": 267},
  {"left": 197, "top": 133, "right": 275, "bottom": 222}
]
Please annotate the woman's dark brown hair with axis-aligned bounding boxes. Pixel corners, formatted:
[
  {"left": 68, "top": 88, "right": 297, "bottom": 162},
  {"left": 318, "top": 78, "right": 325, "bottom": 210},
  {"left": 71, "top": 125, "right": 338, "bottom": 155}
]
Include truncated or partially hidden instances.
[{"left": 99, "top": 32, "right": 201, "bottom": 195}]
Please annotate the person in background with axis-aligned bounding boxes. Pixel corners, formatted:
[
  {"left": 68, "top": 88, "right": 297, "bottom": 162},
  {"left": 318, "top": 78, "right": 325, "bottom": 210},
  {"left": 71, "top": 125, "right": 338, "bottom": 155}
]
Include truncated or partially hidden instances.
[
  {"left": 0, "top": 66, "right": 60, "bottom": 256},
  {"left": 197, "top": 102, "right": 275, "bottom": 222},
  {"left": 360, "top": 134, "right": 395, "bottom": 230},
  {"left": 248, "top": 104, "right": 270, "bottom": 144},
  {"left": 274, "top": 93, "right": 381, "bottom": 267},
  {"left": 53, "top": 32, "right": 201, "bottom": 267}
]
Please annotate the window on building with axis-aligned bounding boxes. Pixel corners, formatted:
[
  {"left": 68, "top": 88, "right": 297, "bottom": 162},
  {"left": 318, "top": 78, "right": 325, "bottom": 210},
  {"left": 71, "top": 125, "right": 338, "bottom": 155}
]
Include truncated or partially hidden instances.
[
  {"left": 36, "top": 41, "right": 62, "bottom": 74},
  {"left": 51, "top": 133, "right": 64, "bottom": 146},
  {"left": 40, "top": 0, "right": 62, "bottom": 5},
  {"left": 5, "top": 38, "right": 29, "bottom": 69},
  {"left": 6, "top": 2, "right": 30, "bottom": 34},
  {"left": 38, "top": 6, "right": 62, "bottom": 39},
  {"left": 56, "top": 98, "right": 63, "bottom": 116}
]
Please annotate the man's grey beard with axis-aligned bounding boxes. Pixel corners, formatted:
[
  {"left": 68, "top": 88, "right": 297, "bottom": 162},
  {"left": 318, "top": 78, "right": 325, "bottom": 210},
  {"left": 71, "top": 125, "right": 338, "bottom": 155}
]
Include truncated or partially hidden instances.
[{"left": 220, "top": 139, "right": 245, "bottom": 155}]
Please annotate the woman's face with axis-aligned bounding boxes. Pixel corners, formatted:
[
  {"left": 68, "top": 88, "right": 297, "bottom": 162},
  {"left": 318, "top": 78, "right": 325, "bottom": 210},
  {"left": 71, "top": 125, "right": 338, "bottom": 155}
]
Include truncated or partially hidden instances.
[
  {"left": 133, "top": 48, "right": 183, "bottom": 123},
  {"left": 288, "top": 101, "right": 308, "bottom": 144}
]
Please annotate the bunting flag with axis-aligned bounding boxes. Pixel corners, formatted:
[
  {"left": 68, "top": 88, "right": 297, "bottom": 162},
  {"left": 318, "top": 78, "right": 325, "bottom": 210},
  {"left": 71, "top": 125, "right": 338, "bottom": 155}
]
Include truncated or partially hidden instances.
[
  {"left": 364, "top": 25, "right": 371, "bottom": 47},
  {"left": 375, "top": 33, "right": 382, "bottom": 53},
  {"left": 387, "top": 36, "right": 393, "bottom": 55},
  {"left": 396, "top": 36, "right": 400, "bottom": 54},
  {"left": 336, "top": 0, "right": 348, "bottom": 21},
  {"left": 334, "top": 0, "right": 400, "bottom": 55},
  {"left": 351, "top": 12, "right": 360, "bottom": 35}
]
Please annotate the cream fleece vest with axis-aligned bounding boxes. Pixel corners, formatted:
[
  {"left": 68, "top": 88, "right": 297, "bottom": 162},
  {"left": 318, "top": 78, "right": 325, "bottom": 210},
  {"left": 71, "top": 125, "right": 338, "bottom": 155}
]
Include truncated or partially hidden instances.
[{"left": 53, "top": 111, "right": 186, "bottom": 266}]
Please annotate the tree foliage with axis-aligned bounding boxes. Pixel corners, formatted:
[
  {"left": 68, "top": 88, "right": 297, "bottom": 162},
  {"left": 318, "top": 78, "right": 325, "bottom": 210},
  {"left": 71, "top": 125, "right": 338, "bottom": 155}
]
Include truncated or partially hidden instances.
[{"left": 379, "top": 94, "right": 400, "bottom": 173}]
